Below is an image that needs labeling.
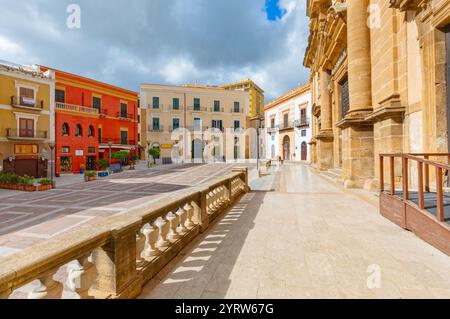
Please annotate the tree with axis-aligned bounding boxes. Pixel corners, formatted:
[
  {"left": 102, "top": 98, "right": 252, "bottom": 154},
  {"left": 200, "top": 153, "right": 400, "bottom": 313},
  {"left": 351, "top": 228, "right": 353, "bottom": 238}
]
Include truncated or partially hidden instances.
[{"left": 149, "top": 147, "right": 160, "bottom": 164}]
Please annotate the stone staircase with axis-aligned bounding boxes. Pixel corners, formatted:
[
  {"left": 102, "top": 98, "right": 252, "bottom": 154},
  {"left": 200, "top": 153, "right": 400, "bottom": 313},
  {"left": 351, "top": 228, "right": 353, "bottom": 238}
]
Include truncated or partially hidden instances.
[{"left": 321, "top": 168, "right": 343, "bottom": 183}]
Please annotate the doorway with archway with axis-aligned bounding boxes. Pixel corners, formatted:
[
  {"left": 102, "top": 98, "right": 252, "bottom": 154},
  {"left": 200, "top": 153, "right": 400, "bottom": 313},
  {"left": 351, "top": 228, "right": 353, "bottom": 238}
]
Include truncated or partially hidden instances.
[
  {"left": 301, "top": 142, "right": 307, "bottom": 161},
  {"left": 282, "top": 135, "right": 290, "bottom": 160}
]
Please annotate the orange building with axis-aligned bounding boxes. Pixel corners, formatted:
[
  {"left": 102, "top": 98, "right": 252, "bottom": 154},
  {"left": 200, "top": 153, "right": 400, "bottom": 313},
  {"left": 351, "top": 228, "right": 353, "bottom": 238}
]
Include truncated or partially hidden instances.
[{"left": 40, "top": 67, "right": 139, "bottom": 174}]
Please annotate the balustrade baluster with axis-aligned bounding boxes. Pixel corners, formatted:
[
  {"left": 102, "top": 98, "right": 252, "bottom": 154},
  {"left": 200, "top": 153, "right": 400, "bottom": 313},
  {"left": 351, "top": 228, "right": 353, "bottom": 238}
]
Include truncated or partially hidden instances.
[
  {"left": 166, "top": 212, "right": 180, "bottom": 241},
  {"left": 67, "top": 254, "right": 96, "bottom": 299},
  {"left": 155, "top": 217, "right": 170, "bottom": 249},
  {"left": 28, "top": 270, "right": 63, "bottom": 299},
  {"left": 176, "top": 207, "right": 188, "bottom": 235},
  {"left": 183, "top": 203, "right": 194, "bottom": 229},
  {"left": 142, "top": 223, "right": 160, "bottom": 258}
]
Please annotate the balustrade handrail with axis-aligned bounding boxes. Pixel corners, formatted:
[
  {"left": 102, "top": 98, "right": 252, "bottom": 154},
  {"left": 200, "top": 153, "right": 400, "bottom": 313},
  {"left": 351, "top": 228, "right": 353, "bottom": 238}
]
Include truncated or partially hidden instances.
[
  {"left": 379, "top": 153, "right": 448, "bottom": 223},
  {"left": 0, "top": 168, "right": 249, "bottom": 299}
]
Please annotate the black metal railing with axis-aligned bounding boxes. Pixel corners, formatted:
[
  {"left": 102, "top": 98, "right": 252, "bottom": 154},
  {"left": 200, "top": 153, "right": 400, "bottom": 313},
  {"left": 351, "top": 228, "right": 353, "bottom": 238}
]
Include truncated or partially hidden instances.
[
  {"left": 6, "top": 128, "right": 47, "bottom": 139},
  {"left": 99, "top": 138, "right": 136, "bottom": 146},
  {"left": 11, "top": 96, "right": 44, "bottom": 110},
  {"left": 295, "top": 118, "right": 310, "bottom": 128}
]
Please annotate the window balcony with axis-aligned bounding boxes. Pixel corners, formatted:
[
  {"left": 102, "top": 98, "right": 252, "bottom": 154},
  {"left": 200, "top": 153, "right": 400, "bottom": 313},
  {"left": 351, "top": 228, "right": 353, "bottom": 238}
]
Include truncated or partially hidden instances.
[
  {"left": 11, "top": 96, "right": 44, "bottom": 112},
  {"left": 6, "top": 128, "right": 48, "bottom": 141},
  {"left": 148, "top": 125, "right": 164, "bottom": 132},
  {"left": 212, "top": 107, "right": 224, "bottom": 113},
  {"left": 56, "top": 102, "right": 99, "bottom": 115},
  {"left": 278, "top": 121, "right": 295, "bottom": 131},
  {"left": 231, "top": 107, "right": 243, "bottom": 113},
  {"left": 187, "top": 106, "right": 208, "bottom": 112},
  {"left": 295, "top": 118, "right": 310, "bottom": 128},
  {"left": 117, "top": 112, "right": 134, "bottom": 120},
  {"left": 99, "top": 138, "right": 136, "bottom": 146}
]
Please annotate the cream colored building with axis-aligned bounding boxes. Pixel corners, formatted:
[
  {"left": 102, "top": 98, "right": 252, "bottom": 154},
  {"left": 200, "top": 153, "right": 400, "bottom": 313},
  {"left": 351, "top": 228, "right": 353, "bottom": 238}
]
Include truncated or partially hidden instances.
[
  {"left": 304, "top": 0, "right": 450, "bottom": 189},
  {"left": 265, "top": 83, "right": 312, "bottom": 162},
  {"left": 0, "top": 60, "right": 55, "bottom": 177},
  {"left": 140, "top": 84, "right": 250, "bottom": 162}
]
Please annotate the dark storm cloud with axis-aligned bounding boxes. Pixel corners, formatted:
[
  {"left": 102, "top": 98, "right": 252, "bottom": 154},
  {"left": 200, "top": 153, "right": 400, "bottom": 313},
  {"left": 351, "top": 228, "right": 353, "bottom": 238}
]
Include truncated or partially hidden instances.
[{"left": 0, "top": 0, "right": 310, "bottom": 101}]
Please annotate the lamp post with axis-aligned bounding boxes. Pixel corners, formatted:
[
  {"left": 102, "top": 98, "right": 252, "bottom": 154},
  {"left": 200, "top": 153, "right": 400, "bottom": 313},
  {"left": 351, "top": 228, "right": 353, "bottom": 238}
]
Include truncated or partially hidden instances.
[
  {"left": 108, "top": 139, "right": 113, "bottom": 175},
  {"left": 256, "top": 118, "right": 262, "bottom": 171},
  {"left": 49, "top": 142, "right": 56, "bottom": 188},
  {"left": 147, "top": 141, "right": 151, "bottom": 168}
]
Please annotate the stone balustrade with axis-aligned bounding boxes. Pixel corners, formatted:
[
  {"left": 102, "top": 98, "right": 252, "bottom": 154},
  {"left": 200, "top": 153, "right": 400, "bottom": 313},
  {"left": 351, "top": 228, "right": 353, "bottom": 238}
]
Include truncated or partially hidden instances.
[{"left": 0, "top": 168, "right": 249, "bottom": 299}]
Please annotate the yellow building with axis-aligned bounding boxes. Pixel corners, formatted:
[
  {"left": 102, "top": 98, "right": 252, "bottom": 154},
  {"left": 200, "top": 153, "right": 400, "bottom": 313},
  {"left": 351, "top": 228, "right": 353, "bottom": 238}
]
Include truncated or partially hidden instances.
[
  {"left": 0, "top": 60, "right": 55, "bottom": 177},
  {"left": 222, "top": 79, "right": 265, "bottom": 119}
]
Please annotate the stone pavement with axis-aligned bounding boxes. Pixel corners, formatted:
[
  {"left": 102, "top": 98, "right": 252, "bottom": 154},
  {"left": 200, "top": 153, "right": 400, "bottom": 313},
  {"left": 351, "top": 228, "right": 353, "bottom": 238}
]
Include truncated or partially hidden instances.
[
  {"left": 0, "top": 163, "right": 255, "bottom": 258},
  {"left": 139, "top": 164, "right": 450, "bottom": 299}
]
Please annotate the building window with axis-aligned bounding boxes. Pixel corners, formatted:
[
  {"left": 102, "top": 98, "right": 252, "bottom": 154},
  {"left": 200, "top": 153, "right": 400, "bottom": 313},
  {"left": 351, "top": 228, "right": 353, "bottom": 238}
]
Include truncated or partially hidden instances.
[
  {"left": 120, "top": 131, "right": 128, "bottom": 145},
  {"left": 193, "top": 117, "right": 202, "bottom": 131},
  {"left": 340, "top": 76, "right": 349, "bottom": 119},
  {"left": 62, "top": 146, "right": 70, "bottom": 154},
  {"left": 93, "top": 96, "right": 101, "bottom": 112},
  {"left": 214, "top": 100, "right": 221, "bottom": 112},
  {"left": 153, "top": 118, "right": 160, "bottom": 131},
  {"left": 75, "top": 124, "right": 83, "bottom": 137},
  {"left": 120, "top": 103, "right": 128, "bottom": 118},
  {"left": 234, "top": 120, "right": 240, "bottom": 130},
  {"left": 300, "top": 109, "right": 307, "bottom": 124},
  {"left": 62, "top": 123, "right": 70, "bottom": 136},
  {"left": 56, "top": 89, "right": 65, "bottom": 103},
  {"left": 88, "top": 125, "right": 95, "bottom": 137},
  {"left": 173, "top": 98, "right": 180, "bottom": 110},
  {"left": 271, "top": 117, "right": 275, "bottom": 128},
  {"left": 138, "top": 133, "right": 141, "bottom": 142},
  {"left": 212, "top": 120, "right": 223, "bottom": 131},
  {"left": 234, "top": 102, "right": 240, "bottom": 113},
  {"left": 173, "top": 118, "right": 180, "bottom": 130},
  {"left": 98, "top": 128, "right": 102, "bottom": 143},
  {"left": 138, "top": 115, "right": 141, "bottom": 123},
  {"left": 301, "top": 130, "right": 307, "bottom": 137},
  {"left": 19, "top": 87, "right": 35, "bottom": 107},
  {"left": 194, "top": 98, "right": 201, "bottom": 111},
  {"left": 283, "top": 114, "right": 289, "bottom": 128},
  {"left": 19, "top": 118, "right": 34, "bottom": 138},
  {"left": 153, "top": 97, "right": 160, "bottom": 109},
  {"left": 88, "top": 147, "right": 95, "bottom": 154}
]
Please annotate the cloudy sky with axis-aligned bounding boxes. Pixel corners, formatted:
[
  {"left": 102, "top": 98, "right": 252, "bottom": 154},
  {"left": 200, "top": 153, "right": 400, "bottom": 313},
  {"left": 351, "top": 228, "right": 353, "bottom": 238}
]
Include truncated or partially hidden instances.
[{"left": 0, "top": 0, "right": 310, "bottom": 102}]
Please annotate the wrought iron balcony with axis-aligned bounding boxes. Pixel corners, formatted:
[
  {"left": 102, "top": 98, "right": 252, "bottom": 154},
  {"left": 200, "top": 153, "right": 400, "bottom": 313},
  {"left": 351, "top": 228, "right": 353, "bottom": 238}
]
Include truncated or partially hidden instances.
[
  {"left": 231, "top": 107, "right": 243, "bottom": 113},
  {"left": 278, "top": 121, "right": 295, "bottom": 131},
  {"left": 11, "top": 96, "right": 44, "bottom": 111},
  {"left": 6, "top": 128, "right": 48, "bottom": 140},
  {"left": 295, "top": 118, "right": 310, "bottom": 128},
  {"left": 187, "top": 106, "right": 208, "bottom": 112},
  {"left": 148, "top": 125, "right": 164, "bottom": 132},
  {"left": 99, "top": 138, "right": 136, "bottom": 146},
  {"left": 117, "top": 112, "right": 134, "bottom": 120}
]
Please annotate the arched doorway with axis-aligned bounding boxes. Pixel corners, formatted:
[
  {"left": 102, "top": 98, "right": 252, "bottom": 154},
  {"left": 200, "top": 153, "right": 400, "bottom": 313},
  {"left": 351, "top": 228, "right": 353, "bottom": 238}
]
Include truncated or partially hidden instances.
[
  {"left": 283, "top": 135, "right": 290, "bottom": 160},
  {"left": 301, "top": 142, "right": 307, "bottom": 161},
  {"left": 192, "top": 139, "right": 202, "bottom": 161}
]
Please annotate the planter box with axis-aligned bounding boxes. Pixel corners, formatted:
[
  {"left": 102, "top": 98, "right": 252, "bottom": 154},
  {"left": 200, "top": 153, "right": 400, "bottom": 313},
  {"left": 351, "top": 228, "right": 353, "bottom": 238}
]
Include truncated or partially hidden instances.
[
  {"left": 85, "top": 176, "right": 97, "bottom": 182},
  {"left": 24, "top": 185, "right": 36, "bottom": 192},
  {"left": 38, "top": 185, "right": 52, "bottom": 191},
  {"left": 17, "top": 185, "right": 25, "bottom": 191}
]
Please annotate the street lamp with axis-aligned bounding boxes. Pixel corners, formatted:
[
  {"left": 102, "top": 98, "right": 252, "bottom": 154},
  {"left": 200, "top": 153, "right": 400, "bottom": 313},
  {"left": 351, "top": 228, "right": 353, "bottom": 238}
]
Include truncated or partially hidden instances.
[
  {"left": 147, "top": 141, "right": 151, "bottom": 168},
  {"left": 48, "top": 142, "right": 56, "bottom": 188},
  {"left": 108, "top": 139, "right": 113, "bottom": 175}
]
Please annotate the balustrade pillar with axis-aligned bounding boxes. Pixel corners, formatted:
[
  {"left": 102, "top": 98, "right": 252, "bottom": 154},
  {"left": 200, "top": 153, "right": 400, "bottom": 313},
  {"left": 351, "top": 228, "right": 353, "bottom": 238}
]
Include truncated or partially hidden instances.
[
  {"left": 166, "top": 212, "right": 180, "bottom": 241},
  {"left": 142, "top": 223, "right": 160, "bottom": 258},
  {"left": 176, "top": 208, "right": 188, "bottom": 235},
  {"left": 91, "top": 220, "right": 141, "bottom": 299},
  {"left": 155, "top": 217, "right": 170, "bottom": 249}
]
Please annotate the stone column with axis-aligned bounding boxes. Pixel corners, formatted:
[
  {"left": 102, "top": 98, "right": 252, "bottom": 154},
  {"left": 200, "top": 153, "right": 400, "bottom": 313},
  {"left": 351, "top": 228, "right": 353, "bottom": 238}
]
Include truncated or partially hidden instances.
[
  {"left": 317, "top": 70, "right": 334, "bottom": 170},
  {"left": 347, "top": 0, "right": 372, "bottom": 115},
  {"left": 339, "top": 0, "right": 375, "bottom": 189}
]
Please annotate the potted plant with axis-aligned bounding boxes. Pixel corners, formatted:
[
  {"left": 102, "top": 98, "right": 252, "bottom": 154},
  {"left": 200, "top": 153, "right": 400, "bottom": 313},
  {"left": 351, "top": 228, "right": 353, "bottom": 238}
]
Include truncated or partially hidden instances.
[
  {"left": 38, "top": 178, "right": 52, "bottom": 191},
  {"left": 17, "top": 176, "right": 26, "bottom": 191},
  {"left": 84, "top": 170, "right": 97, "bottom": 182},
  {"left": 7, "top": 173, "right": 19, "bottom": 190},
  {"left": 0, "top": 172, "right": 6, "bottom": 189},
  {"left": 23, "top": 175, "right": 36, "bottom": 192}
]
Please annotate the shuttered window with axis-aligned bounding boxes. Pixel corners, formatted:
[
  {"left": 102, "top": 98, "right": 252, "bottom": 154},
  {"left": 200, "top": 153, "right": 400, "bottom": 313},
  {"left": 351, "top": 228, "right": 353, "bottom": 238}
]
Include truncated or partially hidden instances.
[{"left": 340, "top": 76, "right": 349, "bottom": 119}]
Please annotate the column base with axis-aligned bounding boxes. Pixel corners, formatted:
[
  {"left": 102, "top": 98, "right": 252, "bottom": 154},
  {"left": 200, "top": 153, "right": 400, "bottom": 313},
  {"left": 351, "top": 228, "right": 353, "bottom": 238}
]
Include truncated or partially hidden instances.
[{"left": 316, "top": 130, "right": 334, "bottom": 171}]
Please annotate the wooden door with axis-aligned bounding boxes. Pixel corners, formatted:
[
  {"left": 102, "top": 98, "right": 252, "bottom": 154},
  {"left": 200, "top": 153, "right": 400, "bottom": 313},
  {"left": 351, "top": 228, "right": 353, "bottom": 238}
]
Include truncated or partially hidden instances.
[{"left": 19, "top": 118, "right": 34, "bottom": 137}]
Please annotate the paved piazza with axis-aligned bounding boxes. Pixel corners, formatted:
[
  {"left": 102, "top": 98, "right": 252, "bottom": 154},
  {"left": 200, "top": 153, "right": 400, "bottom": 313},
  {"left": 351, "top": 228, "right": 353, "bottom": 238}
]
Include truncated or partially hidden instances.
[
  {"left": 140, "top": 164, "right": 450, "bottom": 299},
  {"left": 0, "top": 163, "right": 255, "bottom": 258}
]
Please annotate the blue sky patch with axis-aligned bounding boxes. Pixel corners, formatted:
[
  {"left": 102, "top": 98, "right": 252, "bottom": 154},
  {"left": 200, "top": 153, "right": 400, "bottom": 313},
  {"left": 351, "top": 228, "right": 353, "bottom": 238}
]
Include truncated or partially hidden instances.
[{"left": 265, "top": 0, "right": 286, "bottom": 21}]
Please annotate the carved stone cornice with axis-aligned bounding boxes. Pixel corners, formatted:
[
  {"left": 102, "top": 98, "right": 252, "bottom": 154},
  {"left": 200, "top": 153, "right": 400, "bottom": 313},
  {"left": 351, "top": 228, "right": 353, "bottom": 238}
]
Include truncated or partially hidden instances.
[
  {"left": 365, "top": 94, "right": 405, "bottom": 122},
  {"left": 316, "top": 129, "right": 334, "bottom": 141},
  {"left": 336, "top": 110, "right": 374, "bottom": 129},
  {"left": 388, "top": 0, "right": 430, "bottom": 12}
]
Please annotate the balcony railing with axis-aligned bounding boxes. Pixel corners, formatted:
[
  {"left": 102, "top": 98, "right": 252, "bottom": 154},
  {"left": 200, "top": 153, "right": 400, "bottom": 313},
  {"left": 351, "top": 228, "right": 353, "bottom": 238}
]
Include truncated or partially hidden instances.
[
  {"left": 212, "top": 107, "right": 224, "bottom": 113},
  {"left": 278, "top": 121, "right": 295, "bottom": 130},
  {"left": 231, "top": 108, "right": 243, "bottom": 113},
  {"left": 0, "top": 168, "right": 249, "bottom": 299},
  {"left": 6, "top": 128, "right": 48, "bottom": 140},
  {"left": 99, "top": 138, "right": 136, "bottom": 146},
  {"left": 148, "top": 125, "right": 164, "bottom": 132},
  {"left": 11, "top": 96, "right": 44, "bottom": 111},
  {"left": 187, "top": 106, "right": 208, "bottom": 112},
  {"left": 117, "top": 112, "right": 134, "bottom": 120},
  {"left": 295, "top": 118, "right": 310, "bottom": 128},
  {"left": 56, "top": 102, "right": 99, "bottom": 115}
]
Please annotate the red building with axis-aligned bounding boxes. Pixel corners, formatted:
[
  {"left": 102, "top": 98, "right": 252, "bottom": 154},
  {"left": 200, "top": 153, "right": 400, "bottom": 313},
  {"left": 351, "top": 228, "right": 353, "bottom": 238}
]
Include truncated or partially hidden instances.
[{"left": 41, "top": 67, "right": 139, "bottom": 174}]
